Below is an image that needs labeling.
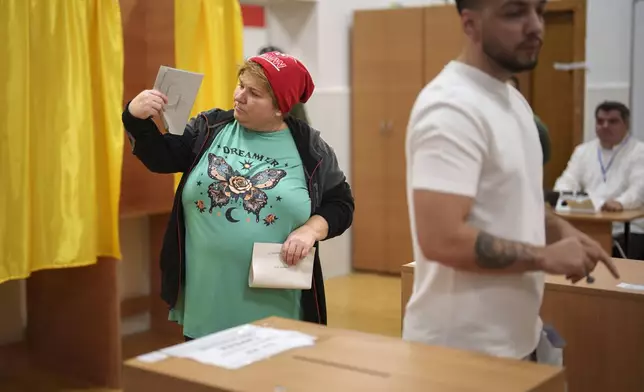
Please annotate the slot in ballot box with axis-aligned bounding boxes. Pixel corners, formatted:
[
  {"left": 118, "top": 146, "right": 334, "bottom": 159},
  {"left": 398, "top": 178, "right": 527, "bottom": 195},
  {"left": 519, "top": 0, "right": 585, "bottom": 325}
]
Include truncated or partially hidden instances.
[{"left": 124, "top": 317, "right": 566, "bottom": 392}]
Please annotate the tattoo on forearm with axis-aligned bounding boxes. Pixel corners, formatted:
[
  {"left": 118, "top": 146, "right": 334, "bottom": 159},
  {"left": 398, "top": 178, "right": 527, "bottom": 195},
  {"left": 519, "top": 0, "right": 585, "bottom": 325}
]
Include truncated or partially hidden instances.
[{"left": 474, "top": 231, "right": 538, "bottom": 270}]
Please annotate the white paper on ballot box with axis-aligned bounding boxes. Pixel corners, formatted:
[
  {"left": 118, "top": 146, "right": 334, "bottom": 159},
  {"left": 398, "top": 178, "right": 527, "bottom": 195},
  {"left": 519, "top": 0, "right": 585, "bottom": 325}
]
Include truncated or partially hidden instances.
[{"left": 160, "top": 324, "right": 317, "bottom": 369}]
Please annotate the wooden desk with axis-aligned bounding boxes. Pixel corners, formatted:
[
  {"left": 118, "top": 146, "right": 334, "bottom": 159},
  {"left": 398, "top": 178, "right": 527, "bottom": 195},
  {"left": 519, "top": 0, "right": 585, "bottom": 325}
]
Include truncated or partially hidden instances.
[
  {"left": 554, "top": 210, "right": 644, "bottom": 255},
  {"left": 124, "top": 317, "right": 566, "bottom": 392},
  {"left": 401, "top": 259, "right": 644, "bottom": 392},
  {"left": 541, "top": 258, "right": 644, "bottom": 392}
]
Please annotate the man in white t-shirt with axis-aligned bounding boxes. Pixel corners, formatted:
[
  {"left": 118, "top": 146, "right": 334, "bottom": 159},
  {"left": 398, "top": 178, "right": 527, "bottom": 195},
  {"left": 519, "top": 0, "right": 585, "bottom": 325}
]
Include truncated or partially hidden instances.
[
  {"left": 554, "top": 101, "right": 644, "bottom": 260},
  {"left": 403, "top": 0, "right": 619, "bottom": 361}
]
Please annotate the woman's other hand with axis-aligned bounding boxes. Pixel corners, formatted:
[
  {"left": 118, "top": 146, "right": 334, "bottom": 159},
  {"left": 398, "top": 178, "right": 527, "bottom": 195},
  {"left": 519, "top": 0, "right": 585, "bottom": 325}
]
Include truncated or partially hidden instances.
[
  {"left": 281, "top": 225, "right": 317, "bottom": 266},
  {"left": 128, "top": 89, "right": 168, "bottom": 120}
]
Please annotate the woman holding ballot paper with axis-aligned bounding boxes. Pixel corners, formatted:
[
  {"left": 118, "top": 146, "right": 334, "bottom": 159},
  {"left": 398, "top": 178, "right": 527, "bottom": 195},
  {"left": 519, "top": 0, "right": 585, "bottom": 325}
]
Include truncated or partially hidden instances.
[{"left": 122, "top": 52, "right": 354, "bottom": 340}]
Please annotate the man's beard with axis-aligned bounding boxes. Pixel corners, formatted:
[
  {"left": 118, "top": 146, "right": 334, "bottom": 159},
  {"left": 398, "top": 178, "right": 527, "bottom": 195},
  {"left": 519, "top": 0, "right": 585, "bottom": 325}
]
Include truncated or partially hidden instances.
[{"left": 482, "top": 40, "right": 539, "bottom": 73}]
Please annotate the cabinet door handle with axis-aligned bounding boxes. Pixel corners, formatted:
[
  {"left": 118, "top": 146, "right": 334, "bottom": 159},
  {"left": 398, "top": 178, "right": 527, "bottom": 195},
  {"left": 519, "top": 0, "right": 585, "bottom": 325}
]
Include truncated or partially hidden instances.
[
  {"left": 380, "top": 120, "right": 387, "bottom": 135},
  {"left": 387, "top": 120, "right": 393, "bottom": 132}
]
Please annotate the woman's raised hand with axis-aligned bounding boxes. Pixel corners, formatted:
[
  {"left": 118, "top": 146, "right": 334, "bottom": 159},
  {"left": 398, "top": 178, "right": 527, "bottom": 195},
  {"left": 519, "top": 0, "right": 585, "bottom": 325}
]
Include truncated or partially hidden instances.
[{"left": 128, "top": 89, "right": 168, "bottom": 120}]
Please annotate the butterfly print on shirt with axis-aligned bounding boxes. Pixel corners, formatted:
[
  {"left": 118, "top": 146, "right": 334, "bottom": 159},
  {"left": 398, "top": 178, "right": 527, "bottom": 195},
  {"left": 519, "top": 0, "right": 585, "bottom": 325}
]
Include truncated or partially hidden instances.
[{"left": 206, "top": 153, "right": 287, "bottom": 222}]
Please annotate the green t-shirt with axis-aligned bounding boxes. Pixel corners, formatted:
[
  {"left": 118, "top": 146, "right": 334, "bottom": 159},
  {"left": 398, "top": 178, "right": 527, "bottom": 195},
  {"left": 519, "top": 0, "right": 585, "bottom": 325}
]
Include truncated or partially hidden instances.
[{"left": 169, "top": 120, "right": 312, "bottom": 338}]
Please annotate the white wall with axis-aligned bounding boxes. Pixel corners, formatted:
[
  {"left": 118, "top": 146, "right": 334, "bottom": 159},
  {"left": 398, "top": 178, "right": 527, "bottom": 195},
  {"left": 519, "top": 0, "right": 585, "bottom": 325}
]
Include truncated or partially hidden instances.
[
  {"left": 632, "top": 0, "right": 644, "bottom": 139},
  {"left": 584, "top": 0, "right": 633, "bottom": 140},
  {"left": 243, "top": 27, "right": 269, "bottom": 59},
  {"left": 263, "top": 0, "right": 635, "bottom": 278}
]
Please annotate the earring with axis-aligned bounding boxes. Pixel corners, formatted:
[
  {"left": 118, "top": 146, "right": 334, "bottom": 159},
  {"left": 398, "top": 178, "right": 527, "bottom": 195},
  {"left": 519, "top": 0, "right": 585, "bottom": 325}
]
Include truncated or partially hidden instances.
[{"left": 275, "top": 111, "right": 281, "bottom": 117}]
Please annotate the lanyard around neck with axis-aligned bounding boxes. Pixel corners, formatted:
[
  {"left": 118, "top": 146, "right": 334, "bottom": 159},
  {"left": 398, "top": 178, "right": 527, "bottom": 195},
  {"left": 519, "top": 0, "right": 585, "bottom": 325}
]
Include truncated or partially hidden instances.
[{"left": 597, "top": 134, "right": 630, "bottom": 182}]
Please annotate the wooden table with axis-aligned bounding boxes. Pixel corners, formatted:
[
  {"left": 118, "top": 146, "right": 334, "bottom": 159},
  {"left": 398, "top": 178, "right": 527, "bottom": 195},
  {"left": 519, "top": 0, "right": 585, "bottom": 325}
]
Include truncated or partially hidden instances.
[
  {"left": 554, "top": 210, "right": 644, "bottom": 255},
  {"left": 124, "top": 316, "right": 566, "bottom": 392},
  {"left": 401, "top": 259, "right": 644, "bottom": 392},
  {"left": 541, "top": 258, "right": 644, "bottom": 392}
]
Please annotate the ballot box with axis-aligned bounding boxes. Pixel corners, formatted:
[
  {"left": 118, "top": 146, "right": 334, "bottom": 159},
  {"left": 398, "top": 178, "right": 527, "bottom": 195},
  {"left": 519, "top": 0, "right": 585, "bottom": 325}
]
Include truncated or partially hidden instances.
[{"left": 123, "top": 316, "right": 566, "bottom": 392}]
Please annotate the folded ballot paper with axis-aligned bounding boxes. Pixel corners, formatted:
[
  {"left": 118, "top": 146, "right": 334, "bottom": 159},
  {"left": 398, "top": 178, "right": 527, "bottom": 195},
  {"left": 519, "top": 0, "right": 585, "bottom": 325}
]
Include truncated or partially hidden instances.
[
  {"left": 153, "top": 66, "right": 204, "bottom": 135},
  {"left": 249, "top": 243, "right": 314, "bottom": 290}
]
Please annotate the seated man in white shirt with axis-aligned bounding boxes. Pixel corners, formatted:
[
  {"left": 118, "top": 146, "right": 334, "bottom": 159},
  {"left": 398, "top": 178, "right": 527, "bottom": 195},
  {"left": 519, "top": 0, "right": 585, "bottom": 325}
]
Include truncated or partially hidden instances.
[{"left": 554, "top": 101, "right": 644, "bottom": 260}]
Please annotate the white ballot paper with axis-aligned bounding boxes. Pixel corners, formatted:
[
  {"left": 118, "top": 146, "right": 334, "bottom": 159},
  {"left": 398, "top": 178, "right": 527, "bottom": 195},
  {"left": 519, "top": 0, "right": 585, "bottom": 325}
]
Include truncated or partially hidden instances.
[
  {"left": 617, "top": 282, "right": 644, "bottom": 291},
  {"left": 249, "top": 243, "right": 314, "bottom": 289},
  {"left": 159, "top": 324, "right": 317, "bottom": 369},
  {"left": 153, "top": 66, "right": 204, "bottom": 135}
]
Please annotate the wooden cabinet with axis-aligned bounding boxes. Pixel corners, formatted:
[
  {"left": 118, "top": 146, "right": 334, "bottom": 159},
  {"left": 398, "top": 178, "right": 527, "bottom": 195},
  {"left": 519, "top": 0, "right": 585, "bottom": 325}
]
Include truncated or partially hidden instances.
[
  {"left": 351, "top": 8, "right": 424, "bottom": 273},
  {"left": 351, "top": 10, "right": 388, "bottom": 272},
  {"left": 351, "top": 3, "right": 585, "bottom": 273}
]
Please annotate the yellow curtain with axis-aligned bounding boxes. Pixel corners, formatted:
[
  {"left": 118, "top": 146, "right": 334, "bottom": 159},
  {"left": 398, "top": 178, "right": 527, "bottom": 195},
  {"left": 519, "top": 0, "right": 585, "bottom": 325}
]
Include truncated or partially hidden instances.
[
  {"left": 0, "top": 0, "right": 124, "bottom": 284},
  {"left": 174, "top": 0, "right": 244, "bottom": 188}
]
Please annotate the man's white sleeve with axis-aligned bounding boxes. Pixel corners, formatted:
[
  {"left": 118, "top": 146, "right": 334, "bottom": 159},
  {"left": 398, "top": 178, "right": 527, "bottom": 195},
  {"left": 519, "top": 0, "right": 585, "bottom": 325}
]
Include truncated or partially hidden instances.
[
  {"left": 553, "top": 146, "right": 584, "bottom": 192},
  {"left": 615, "top": 146, "right": 644, "bottom": 209},
  {"left": 409, "top": 106, "right": 487, "bottom": 198}
]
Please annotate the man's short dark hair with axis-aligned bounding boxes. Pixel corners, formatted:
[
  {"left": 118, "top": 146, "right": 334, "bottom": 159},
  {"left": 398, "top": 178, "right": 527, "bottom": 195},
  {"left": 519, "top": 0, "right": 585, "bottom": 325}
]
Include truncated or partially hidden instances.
[
  {"left": 258, "top": 45, "right": 283, "bottom": 55},
  {"left": 595, "top": 101, "right": 630, "bottom": 124},
  {"left": 455, "top": 0, "right": 478, "bottom": 14}
]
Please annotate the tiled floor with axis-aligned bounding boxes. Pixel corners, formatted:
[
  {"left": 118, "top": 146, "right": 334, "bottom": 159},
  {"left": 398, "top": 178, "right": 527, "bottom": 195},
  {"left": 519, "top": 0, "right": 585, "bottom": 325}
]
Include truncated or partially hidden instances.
[{"left": 1, "top": 273, "right": 400, "bottom": 391}]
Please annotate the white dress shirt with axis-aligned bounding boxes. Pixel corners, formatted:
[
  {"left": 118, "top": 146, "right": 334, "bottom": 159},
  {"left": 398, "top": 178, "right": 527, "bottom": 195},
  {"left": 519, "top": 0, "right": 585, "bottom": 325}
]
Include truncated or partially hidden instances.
[{"left": 554, "top": 134, "right": 644, "bottom": 234}]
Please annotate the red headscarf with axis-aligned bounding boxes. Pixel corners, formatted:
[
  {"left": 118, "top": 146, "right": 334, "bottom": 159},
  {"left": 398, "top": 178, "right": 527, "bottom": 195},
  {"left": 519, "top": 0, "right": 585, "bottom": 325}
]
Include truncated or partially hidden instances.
[{"left": 248, "top": 51, "right": 315, "bottom": 115}]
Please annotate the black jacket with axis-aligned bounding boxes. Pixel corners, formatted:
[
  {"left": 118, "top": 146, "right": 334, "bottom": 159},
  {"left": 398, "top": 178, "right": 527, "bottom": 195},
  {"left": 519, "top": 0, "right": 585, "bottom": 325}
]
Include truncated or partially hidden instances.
[{"left": 121, "top": 106, "right": 354, "bottom": 325}]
